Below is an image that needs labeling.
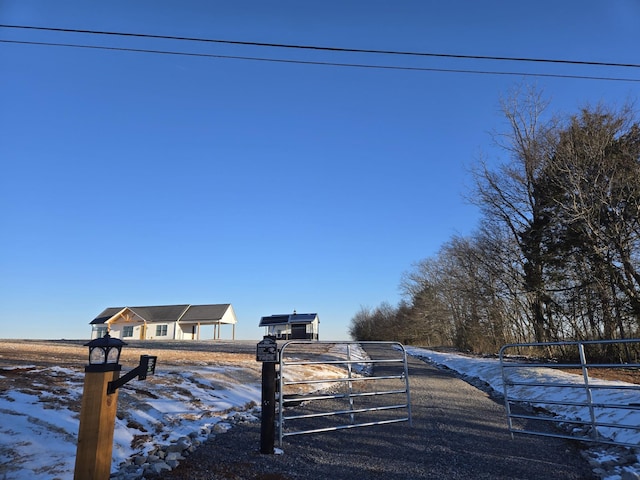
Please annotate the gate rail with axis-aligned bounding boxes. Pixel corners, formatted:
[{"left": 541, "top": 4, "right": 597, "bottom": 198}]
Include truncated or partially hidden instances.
[
  {"left": 499, "top": 339, "right": 640, "bottom": 448},
  {"left": 277, "top": 341, "right": 412, "bottom": 447}
]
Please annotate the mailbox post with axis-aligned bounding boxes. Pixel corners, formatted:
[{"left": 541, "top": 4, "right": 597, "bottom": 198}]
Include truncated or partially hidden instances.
[
  {"left": 74, "top": 335, "right": 158, "bottom": 480},
  {"left": 256, "top": 336, "right": 278, "bottom": 454},
  {"left": 74, "top": 335, "right": 124, "bottom": 480}
]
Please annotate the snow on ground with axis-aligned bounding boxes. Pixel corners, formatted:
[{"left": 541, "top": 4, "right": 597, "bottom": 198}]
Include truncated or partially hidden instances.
[
  {"left": 0, "top": 363, "right": 258, "bottom": 479},
  {"left": 0, "top": 343, "right": 367, "bottom": 480},
  {"left": 0, "top": 344, "right": 638, "bottom": 479}
]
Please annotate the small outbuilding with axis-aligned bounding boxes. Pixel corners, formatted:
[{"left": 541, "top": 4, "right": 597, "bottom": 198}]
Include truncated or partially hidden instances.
[
  {"left": 259, "top": 311, "right": 319, "bottom": 340},
  {"left": 90, "top": 304, "right": 237, "bottom": 341}
]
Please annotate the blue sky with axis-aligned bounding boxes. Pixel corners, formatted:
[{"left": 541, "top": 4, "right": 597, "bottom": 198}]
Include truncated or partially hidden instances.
[{"left": 1, "top": 1, "right": 639, "bottom": 341}]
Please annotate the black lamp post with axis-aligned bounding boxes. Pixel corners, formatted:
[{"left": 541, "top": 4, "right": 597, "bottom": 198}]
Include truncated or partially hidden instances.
[{"left": 84, "top": 333, "right": 126, "bottom": 372}]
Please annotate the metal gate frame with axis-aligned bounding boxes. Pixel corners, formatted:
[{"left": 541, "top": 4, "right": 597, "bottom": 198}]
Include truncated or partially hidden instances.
[
  {"left": 499, "top": 339, "right": 640, "bottom": 448},
  {"left": 277, "top": 341, "right": 412, "bottom": 447}
]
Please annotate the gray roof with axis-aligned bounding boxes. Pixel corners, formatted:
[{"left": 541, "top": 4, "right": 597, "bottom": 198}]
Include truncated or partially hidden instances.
[
  {"left": 179, "top": 304, "right": 232, "bottom": 323},
  {"left": 91, "top": 307, "right": 124, "bottom": 325},
  {"left": 259, "top": 313, "right": 319, "bottom": 327},
  {"left": 90, "top": 304, "right": 232, "bottom": 325}
]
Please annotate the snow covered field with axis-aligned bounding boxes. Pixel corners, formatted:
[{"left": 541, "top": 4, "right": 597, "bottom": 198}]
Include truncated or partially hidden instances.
[
  {"left": 0, "top": 360, "right": 262, "bottom": 479},
  {"left": 0, "top": 341, "right": 638, "bottom": 479},
  {"left": 0, "top": 340, "right": 365, "bottom": 479}
]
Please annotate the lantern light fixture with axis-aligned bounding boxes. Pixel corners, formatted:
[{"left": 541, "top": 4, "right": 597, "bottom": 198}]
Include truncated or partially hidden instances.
[{"left": 84, "top": 333, "right": 126, "bottom": 372}]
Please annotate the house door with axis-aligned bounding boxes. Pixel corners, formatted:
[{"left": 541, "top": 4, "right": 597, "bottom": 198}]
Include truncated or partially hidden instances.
[
  {"left": 291, "top": 324, "right": 306, "bottom": 339},
  {"left": 191, "top": 325, "right": 197, "bottom": 340},
  {"left": 140, "top": 324, "right": 147, "bottom": 340}
]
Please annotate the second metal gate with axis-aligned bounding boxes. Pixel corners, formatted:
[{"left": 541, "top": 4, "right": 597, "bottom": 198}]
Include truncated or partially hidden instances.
[{"left": 499, "top": 338, "right": 640, "bottom": 448}]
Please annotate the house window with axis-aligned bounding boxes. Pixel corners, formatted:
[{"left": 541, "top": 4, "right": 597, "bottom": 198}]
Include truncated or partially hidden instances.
[
  {"left": 95, "top": 327, "right": 107, "bottom": 338},
  {"left": 156, "top": 325, "right": 168, "bottom": 336},
  {"left": 123, "top": 326, "right": 134, "bottom": 337}
]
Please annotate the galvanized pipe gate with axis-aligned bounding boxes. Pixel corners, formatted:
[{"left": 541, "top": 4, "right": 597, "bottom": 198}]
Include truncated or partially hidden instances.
[
  {"left": 257, "top": 339, "right": 412, "bottom": 450},
  {"left": 499, "top": 338, "right": 640, "bottom": 448},
  {"left": 278, "top": 341, "right": 412, "bottom": 447}
]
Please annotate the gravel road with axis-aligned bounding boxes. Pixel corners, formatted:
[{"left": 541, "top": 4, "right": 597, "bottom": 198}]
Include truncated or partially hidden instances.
[{"left": 152, "top": 344, "right": 595, "bottom": 480}]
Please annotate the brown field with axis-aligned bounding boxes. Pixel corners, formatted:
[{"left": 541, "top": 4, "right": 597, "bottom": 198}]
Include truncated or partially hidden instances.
[
  {"left": 2, "top": 339, "right": 638, "bottom": 387},
  {"left": 0, "top": 339, "right": 260, "bottom": 366},
  {"left": 0, "top": 339, "right": 262, "bottom": 396}
]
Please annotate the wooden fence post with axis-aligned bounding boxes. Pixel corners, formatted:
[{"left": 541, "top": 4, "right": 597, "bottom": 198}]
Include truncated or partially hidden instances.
[{"left": 74, "top": 368, "right": 120, "bottom": 480}]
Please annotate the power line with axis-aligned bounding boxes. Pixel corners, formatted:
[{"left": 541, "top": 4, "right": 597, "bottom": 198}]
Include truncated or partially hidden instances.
[
  {"left": 0, "top": 40, "right": 640, "bottom": 82},
  {"left": 2, "top": 24, "right": 640, "bottom": 70},
  {"left": 2, "top": 40, "right": 639, "bottom": 83},
  {"left": 2, "top": 39, "right": 639, "bottom": 83}
]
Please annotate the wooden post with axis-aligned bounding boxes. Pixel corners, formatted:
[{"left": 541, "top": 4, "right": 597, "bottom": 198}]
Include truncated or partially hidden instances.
[{"left": 74, "top": 368, "right": 120, "bottom": 480}]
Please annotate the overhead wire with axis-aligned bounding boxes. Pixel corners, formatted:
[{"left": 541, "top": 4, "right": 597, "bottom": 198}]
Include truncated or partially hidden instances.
[
  {"left": 1, "top": 24, "right": 639, "bottom": 83},
  {"left": 3, "top": 24, "right": 640, "bottom": 69},
  {"left": 3, "top": 39, "right": 638, "bottom": 83}
]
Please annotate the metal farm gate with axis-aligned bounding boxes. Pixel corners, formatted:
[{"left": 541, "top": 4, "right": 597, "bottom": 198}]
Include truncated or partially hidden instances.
[
  {"left": 499, "top": 339, "right": 640, "bottom": 448},
  {"left": 277, "top": 341, "right": 412, "bottom": 447}
]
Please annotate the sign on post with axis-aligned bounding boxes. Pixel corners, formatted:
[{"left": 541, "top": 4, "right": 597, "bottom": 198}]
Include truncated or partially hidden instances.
[{"left": 256, "top": 337, "right": 278, "bottom": 362}]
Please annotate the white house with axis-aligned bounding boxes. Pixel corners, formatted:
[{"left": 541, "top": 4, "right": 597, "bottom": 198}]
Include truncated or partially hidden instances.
[
  {"left": 90, "top": 304, "right": 237, "bottom": 341},
  {"left": 259, "top": 311, "right": 319, "bottom": 340}
]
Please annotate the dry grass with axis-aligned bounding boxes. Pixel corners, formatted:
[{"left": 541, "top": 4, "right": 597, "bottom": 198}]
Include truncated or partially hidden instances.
[
  {"left": 0, "top": 339, "right": 261, "bottom": 397},
  {"left": 0, "top": 339, "right": 258, "bottom": 366},
  {"left": 558, "top": 367, "right": 640, "bottom": 384}
]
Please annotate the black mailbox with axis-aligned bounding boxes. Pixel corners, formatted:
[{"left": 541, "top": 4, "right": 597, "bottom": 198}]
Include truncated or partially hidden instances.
[
  {"left": 138, "top": 355, "right": 157, "bottom": 380},
  {"left": 107, "top": 354, "right": 158, "bottom": 394}
]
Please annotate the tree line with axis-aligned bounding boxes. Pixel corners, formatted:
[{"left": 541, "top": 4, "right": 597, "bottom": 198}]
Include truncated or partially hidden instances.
[{"left": 349, "top": 87, "right": 640, "bottom": 358}]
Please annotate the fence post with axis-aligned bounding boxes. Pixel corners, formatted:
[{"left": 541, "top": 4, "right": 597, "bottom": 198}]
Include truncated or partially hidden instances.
[
  {"left": 261, "top": 361, "right": 276, "bottom": 453},
  {"left": 256, "top": 336, "right": 278, "bottom": 454}
]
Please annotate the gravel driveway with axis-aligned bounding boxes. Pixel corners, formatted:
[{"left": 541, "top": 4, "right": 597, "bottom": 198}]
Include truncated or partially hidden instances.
[{"left": 153, "top": 344, "right": 595, "bottom": 480}]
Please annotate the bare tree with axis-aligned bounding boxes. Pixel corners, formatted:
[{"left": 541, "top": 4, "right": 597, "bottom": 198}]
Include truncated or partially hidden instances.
[
  {"left": 401, "top": 258, "right": 454, "bottom": 346},
  {"left": 363, "top": 90, "right": 640, "bottom": 358},
  {"left": 470, "top": 85, "right": 558, "bottom": 343}
]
